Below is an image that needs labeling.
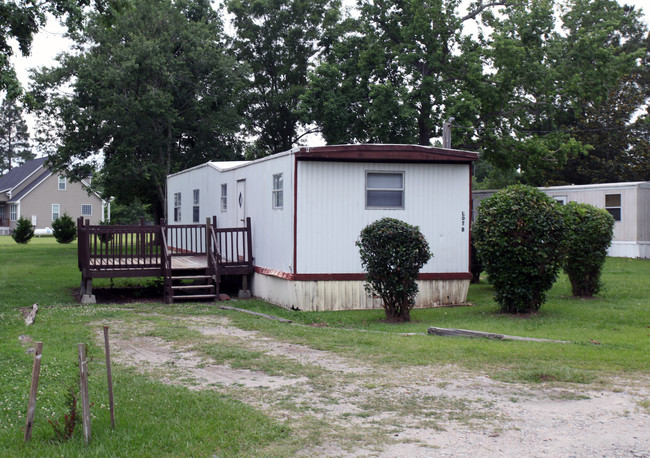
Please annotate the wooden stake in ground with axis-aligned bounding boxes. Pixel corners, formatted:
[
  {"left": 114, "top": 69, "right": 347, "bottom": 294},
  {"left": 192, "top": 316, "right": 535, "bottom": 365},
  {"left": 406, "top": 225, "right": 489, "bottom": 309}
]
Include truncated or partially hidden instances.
[
  {"left": 103, "top": 326, "right": 116, "bottom": 429},
  {"left": 78, "top": 343, "right": 92, "bottom": 445},
  {"left": 24, "top": 342, "right": 43, "bottom": 442},
  {"left": 24, "top": 303, "right": 38, "bottom": 326}
]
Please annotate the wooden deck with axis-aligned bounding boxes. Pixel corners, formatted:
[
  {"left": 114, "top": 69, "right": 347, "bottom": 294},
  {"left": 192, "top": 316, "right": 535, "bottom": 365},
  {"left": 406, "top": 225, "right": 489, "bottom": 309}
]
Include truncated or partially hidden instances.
[{"left": 77, "top": 217, "right": 254, "bottom": 303}]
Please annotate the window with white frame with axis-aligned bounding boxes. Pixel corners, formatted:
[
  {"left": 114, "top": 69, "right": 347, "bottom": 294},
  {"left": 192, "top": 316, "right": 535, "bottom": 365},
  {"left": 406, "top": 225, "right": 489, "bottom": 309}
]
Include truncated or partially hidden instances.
[
  {"left": 10, "top": 204, "right": 17, "bottom": 221},
  {"left": 174, "top": 192, "right": 181, "bottom": 222},
  {"left": 366, "top": 172, "right": 404, "bottom": 209},
  {"left": 605, "top": 194, "right": 621, "bottom": 221},
  {"left": 81, "top": 204, "right": 92, "bottom": 216},
  {"left": 553, "top": 196, "right": 567, "bottom": 205},
  {"left": 193, "top": 189, "right": 200, "bottom": 223},
  {"left": 58, "top": 176, "right": 66, "bottom": 190},
  {"left": 220, "top": 184, "right": 227, "bottom": 212},
  {"left": 272, "top": 173, "right": 283, "bottom": 209},
  {"left": 52, "top": 204, "right": 60, "bottom": 221}
]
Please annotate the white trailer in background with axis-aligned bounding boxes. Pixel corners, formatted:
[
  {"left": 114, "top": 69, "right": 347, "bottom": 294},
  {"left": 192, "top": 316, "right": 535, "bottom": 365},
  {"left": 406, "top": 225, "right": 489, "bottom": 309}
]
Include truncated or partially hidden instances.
[{"left": 167, "top": 144, "right": 478, "bottom": 311}]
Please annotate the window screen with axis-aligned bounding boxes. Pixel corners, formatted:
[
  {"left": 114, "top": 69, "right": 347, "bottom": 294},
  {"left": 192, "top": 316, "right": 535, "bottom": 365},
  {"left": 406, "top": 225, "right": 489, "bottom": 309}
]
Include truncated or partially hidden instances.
[{"left": 366, "top": 172, "right": 404, "bottom": 209}]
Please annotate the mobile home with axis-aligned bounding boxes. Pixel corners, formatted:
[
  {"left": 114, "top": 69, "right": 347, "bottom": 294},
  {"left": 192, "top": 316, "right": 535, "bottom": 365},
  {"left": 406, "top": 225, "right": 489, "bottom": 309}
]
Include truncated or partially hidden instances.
[{"left": 167, "top": 144, "right": 478, "bottom": 311}]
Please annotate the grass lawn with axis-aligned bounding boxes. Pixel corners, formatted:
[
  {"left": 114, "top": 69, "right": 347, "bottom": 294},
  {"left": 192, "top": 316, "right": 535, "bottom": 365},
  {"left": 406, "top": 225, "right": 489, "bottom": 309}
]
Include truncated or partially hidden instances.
[{"left": 0, "top": 236, "right": 648, "bottom": 455}]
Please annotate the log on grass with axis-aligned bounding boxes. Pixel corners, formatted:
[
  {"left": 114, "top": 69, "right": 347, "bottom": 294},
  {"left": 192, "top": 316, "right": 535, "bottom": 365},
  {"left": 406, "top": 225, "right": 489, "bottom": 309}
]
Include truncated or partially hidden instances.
[
  {"left": 427, "top": 327, "right": 569, "bottom": 343},
  {"left": 24, "top": 303, "right": 38, "bottom": 326}
]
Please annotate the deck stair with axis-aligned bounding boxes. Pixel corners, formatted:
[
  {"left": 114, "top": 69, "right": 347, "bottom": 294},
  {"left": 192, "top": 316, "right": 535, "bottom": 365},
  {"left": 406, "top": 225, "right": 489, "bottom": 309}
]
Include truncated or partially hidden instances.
[{"left": 169, "top": 271, "right": 218, "bottom": 302}]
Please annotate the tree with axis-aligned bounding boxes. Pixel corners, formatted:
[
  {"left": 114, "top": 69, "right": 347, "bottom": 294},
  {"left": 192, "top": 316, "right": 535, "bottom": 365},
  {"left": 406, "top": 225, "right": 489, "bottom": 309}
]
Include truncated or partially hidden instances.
[
  {"left": 0, "top": 98, "right": 33, "bottom": 174},
  {"left": 474, "top": 185, "right": 565, "bottom": 314},
  {"left": 0, "top": 0, "right": 117, "bottom": 96},
  {"left": 12, "top": 216, "right": 34, "bottom": 244},
  {"left": 356, "top": 218, "right": 432, "bottom": 322},
  {"left": 225, "top": 0, "right": 341, "bottom": 157},
  {"left": 52, "top": 213, "right": 77, "bottom": 244},
  {"left": 31, "top": 0, "right": 245, "bottom": 220},
  {"left": 559, "top": 202, "right": 614, "bottom": 297},
  {"left": 303, "top": 0, "right": 510, "bottom": 146}
]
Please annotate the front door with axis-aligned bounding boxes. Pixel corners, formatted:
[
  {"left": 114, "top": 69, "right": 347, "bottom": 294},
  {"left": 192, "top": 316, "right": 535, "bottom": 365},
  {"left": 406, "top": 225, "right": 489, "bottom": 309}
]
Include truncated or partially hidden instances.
[{"left": 236, "top": 179, "right": 246, "bottom": 227}]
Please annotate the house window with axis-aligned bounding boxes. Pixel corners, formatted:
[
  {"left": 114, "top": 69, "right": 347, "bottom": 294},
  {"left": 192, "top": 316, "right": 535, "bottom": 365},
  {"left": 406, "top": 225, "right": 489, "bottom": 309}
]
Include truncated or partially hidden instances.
[
  {"left": 174, "top": 192, "right": 181, "bottom": 222},
  {"left": 81, "top": 204, "right": 92, "bottom": 216},
  {"left": 605, "top": 194, "right": 621, "bottom": 221},
  {"left": 366, "top": 172, "right": 404, "bottom": 209},
  {"left": 52, "top": 204, "right": 60, "bottom": 221},
  {"left": 553, "top": 196, "right": 567, "bottom": 205},
  {"left": 58, "top": 176, "right": 66, "bottom": 190},
  {"left": 10, "top": 204, "right": 17, "bottom": 221},
  {"left": 272, "top": 173, "right": 283, "bottom": 209},
  {"left": 220, "top": 184, "right": 227, "bottom": 212},
  {"left": 0, "top": 205, "right": 5, "bottom": 222},
  {"left": 193, "top": 189, "right": 200, "bottom": 223}
]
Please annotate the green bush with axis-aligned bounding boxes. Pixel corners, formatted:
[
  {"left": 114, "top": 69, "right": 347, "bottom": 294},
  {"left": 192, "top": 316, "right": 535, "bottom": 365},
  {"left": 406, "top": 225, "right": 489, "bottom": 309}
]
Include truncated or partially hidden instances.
[
  {"left": 356, "top": 217, "right": 432, "bottom": 322},
  {"left": 474, "top": 185, "right": 564, "bottom": 313},
  {"left": 52, "top": 213, "right": 77, "bottom": 244},
  {"left": 559, "top": 202, "right": 614, "bottom": 297},
  {"left": 12, "top": 216, "right": 34, "bottom": 244}
]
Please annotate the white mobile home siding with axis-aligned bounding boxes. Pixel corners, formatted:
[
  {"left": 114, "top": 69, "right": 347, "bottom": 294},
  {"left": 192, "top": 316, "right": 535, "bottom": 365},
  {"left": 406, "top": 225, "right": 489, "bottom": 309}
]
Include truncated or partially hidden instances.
[{"left": 296, "top": 161, "right": 470, "bottom": 274}]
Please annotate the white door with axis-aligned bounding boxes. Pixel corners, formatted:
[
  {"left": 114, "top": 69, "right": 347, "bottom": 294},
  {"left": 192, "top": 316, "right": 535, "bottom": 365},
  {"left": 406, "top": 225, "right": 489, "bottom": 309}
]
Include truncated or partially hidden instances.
[{"left": 236, "top": 179, "right": 246, "bottom": 227}]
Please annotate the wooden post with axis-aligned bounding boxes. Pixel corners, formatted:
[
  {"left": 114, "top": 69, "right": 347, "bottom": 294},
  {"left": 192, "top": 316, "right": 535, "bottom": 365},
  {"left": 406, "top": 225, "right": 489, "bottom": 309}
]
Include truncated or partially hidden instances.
[
  {"left": 206, "top": 217, "right": 211, "bottom": 259},
  {"left": 78, "top": 343, "right": 92, "bottom": 445},
  {"left": 103, "top": 326, "right": 116, "bottom": 429},
  {"left": 24, "top": 342, "right": 43, "bottom": 442}
]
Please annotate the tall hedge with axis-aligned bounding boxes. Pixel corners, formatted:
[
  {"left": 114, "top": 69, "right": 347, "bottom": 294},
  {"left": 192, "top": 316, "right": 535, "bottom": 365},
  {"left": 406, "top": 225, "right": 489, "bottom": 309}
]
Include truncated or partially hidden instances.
[
  {"left": 559, "top": 202, "right": 614, "bottom": 297},
  {"left": 474, "top": 185, "right": 564, "bottom": 313},
  {"left": 356, "top": 218, "right": 432, "bottom": 322}
]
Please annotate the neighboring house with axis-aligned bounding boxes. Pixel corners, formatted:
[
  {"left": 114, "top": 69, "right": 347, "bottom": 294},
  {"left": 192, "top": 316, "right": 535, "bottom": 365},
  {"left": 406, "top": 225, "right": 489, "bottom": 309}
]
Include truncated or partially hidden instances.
[
  {"left": 473, "top": 182, "right": 650, "bottom": 259},
  {"left": 167, "top": 144, "right": 478, "bottom": 311},
  {"left": 0, "top": 157, "right": 108, "bottom": 235}
]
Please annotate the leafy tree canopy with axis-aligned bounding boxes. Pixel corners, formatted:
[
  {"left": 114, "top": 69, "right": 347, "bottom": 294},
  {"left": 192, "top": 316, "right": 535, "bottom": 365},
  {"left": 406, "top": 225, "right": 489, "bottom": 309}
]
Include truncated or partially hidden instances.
[{"left": 30, "top": 0, "right": 246, "bottom": 219}]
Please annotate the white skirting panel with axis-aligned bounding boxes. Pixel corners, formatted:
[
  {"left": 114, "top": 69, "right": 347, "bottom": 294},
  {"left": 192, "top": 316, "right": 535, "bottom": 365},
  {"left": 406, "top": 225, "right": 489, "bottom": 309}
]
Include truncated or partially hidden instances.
[
  {"left": 608, "top": 241, "right": 650, "bottom": 259},
  {"left": 251, "top": 273, "right": 470, "bottom": 312}
]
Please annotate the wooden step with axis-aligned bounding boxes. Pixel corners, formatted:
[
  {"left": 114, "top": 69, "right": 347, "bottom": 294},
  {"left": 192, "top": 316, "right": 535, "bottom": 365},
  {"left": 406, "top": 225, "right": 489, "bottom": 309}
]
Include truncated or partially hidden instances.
[
  {"left": 171, "top": 294, "right": 217, "bottom": 300},
  {"left": 171, "top": 284, "right": 215, "bottom": 290},
  {"left": 172, "top": 275, "right": 212, "bottom": 281}
]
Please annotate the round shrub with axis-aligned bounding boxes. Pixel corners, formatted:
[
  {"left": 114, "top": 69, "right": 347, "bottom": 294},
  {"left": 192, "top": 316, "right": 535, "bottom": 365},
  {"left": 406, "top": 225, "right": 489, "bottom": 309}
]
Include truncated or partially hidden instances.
[
  {"left": 12, "top": 216, "right": 35, "bottom": 244},
  {"left": 474, "top": 184, "right": 564, "bottom": 313},
  {"left": 559, "top": 202, "right": 614, "bottom": 297},
  {"left": 52, "top": 213, "right": 77, "bottom": 244},
  {"left": 356, "top": 217, "right": 432, "bottom": 322}
]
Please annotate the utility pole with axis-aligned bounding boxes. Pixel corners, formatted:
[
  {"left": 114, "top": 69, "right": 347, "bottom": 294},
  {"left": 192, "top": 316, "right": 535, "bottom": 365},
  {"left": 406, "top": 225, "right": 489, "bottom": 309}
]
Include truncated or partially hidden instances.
[{"left": 442, "top": 117, "right": 455, "bottom": 149}]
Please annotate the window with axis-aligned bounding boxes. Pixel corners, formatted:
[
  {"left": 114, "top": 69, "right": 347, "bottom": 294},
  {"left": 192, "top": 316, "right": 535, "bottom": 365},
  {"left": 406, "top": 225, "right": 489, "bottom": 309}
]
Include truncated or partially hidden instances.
[
  {"left": 553, "top": 196, "right": 567, "bottom": 205},
  {"left": 605, "top": 194, "right": 621, "bottom": 221},
  {"left": 272, "top": 173, "right": 283, "bottom": 209},
  {"left": 192, "top": 189, "right": 200, "bottom": 223},
  {"left": 58, "top": 176, "right": 66, "bottom": 190},
  {"left": 81, "top": 204, "right": 92, "bottom": 216},
  {"left": 174, "top": 192, "right": 181, "bottom": 222},
  {"left": 9, "top": 204, "right": 17, "bottom": 221},
  {"left": 220, "top": 184, "right": 227, "bottom": 212},
  {"left": 366, "top": 172, "right": 404, "bottom": 209},
  {"left": 52, "top": 204, "right": 60, "bottom": 221}
]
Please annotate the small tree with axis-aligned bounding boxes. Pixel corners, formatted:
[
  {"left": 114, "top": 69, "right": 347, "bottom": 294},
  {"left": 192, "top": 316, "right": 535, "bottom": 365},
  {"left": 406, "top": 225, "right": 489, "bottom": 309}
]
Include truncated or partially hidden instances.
[
  {"left": 559, "top": 202, "right": 614, "bottom": 297},
  {"left": 52, "top": 214, "right": 77, "bottom": 244},
  {"left": 356, "top": 218, "right": 432, "bottom": 322},
  {"left": 474, "top": 185, "right": 564, "bottom": 313},
  {"left": 12, "top": 216, "right": 34, "bottom": 244}
]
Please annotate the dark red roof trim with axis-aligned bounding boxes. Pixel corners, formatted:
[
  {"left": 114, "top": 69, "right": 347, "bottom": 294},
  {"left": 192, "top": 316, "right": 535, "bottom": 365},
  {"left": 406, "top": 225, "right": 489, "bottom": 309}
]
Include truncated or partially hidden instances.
[{"left": 295, "top": 144, "right": 478, "bottom": 163}]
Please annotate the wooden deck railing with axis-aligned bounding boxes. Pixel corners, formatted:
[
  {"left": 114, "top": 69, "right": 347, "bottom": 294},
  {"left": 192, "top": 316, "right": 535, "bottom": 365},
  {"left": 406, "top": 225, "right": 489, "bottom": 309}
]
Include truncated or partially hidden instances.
[{"left": 77, "top": 216, "right": 253, "bottom": 278}]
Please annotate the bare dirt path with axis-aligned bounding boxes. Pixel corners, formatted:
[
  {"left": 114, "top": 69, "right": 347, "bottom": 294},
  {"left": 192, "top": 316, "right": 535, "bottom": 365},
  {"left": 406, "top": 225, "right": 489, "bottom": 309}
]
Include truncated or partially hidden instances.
[{"left": 97, "top": 315, "right": 650, "bottom": 456}]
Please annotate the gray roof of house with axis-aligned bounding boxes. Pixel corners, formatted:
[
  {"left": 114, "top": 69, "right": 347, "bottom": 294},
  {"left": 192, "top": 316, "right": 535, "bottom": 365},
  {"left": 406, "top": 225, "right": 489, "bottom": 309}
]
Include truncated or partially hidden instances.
[
  {"left": 0, "top": 157, "right": 47, "bottom": 193},
  {"left": 10, "top": 169, "right": 52, "bottom": 202}
]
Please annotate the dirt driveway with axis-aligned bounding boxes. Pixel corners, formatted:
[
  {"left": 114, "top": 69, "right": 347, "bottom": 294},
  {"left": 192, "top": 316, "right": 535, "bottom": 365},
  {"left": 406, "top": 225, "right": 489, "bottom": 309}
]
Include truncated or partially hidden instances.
[{"left": 97, "top": 314, "right": 650, "bottom": 456}]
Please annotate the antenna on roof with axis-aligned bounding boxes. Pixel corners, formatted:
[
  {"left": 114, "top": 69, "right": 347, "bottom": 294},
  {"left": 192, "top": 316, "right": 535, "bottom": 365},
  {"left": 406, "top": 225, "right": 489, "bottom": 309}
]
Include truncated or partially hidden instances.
[{"left": 442, "top": 117, "right": 455, "bottom": 149}]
